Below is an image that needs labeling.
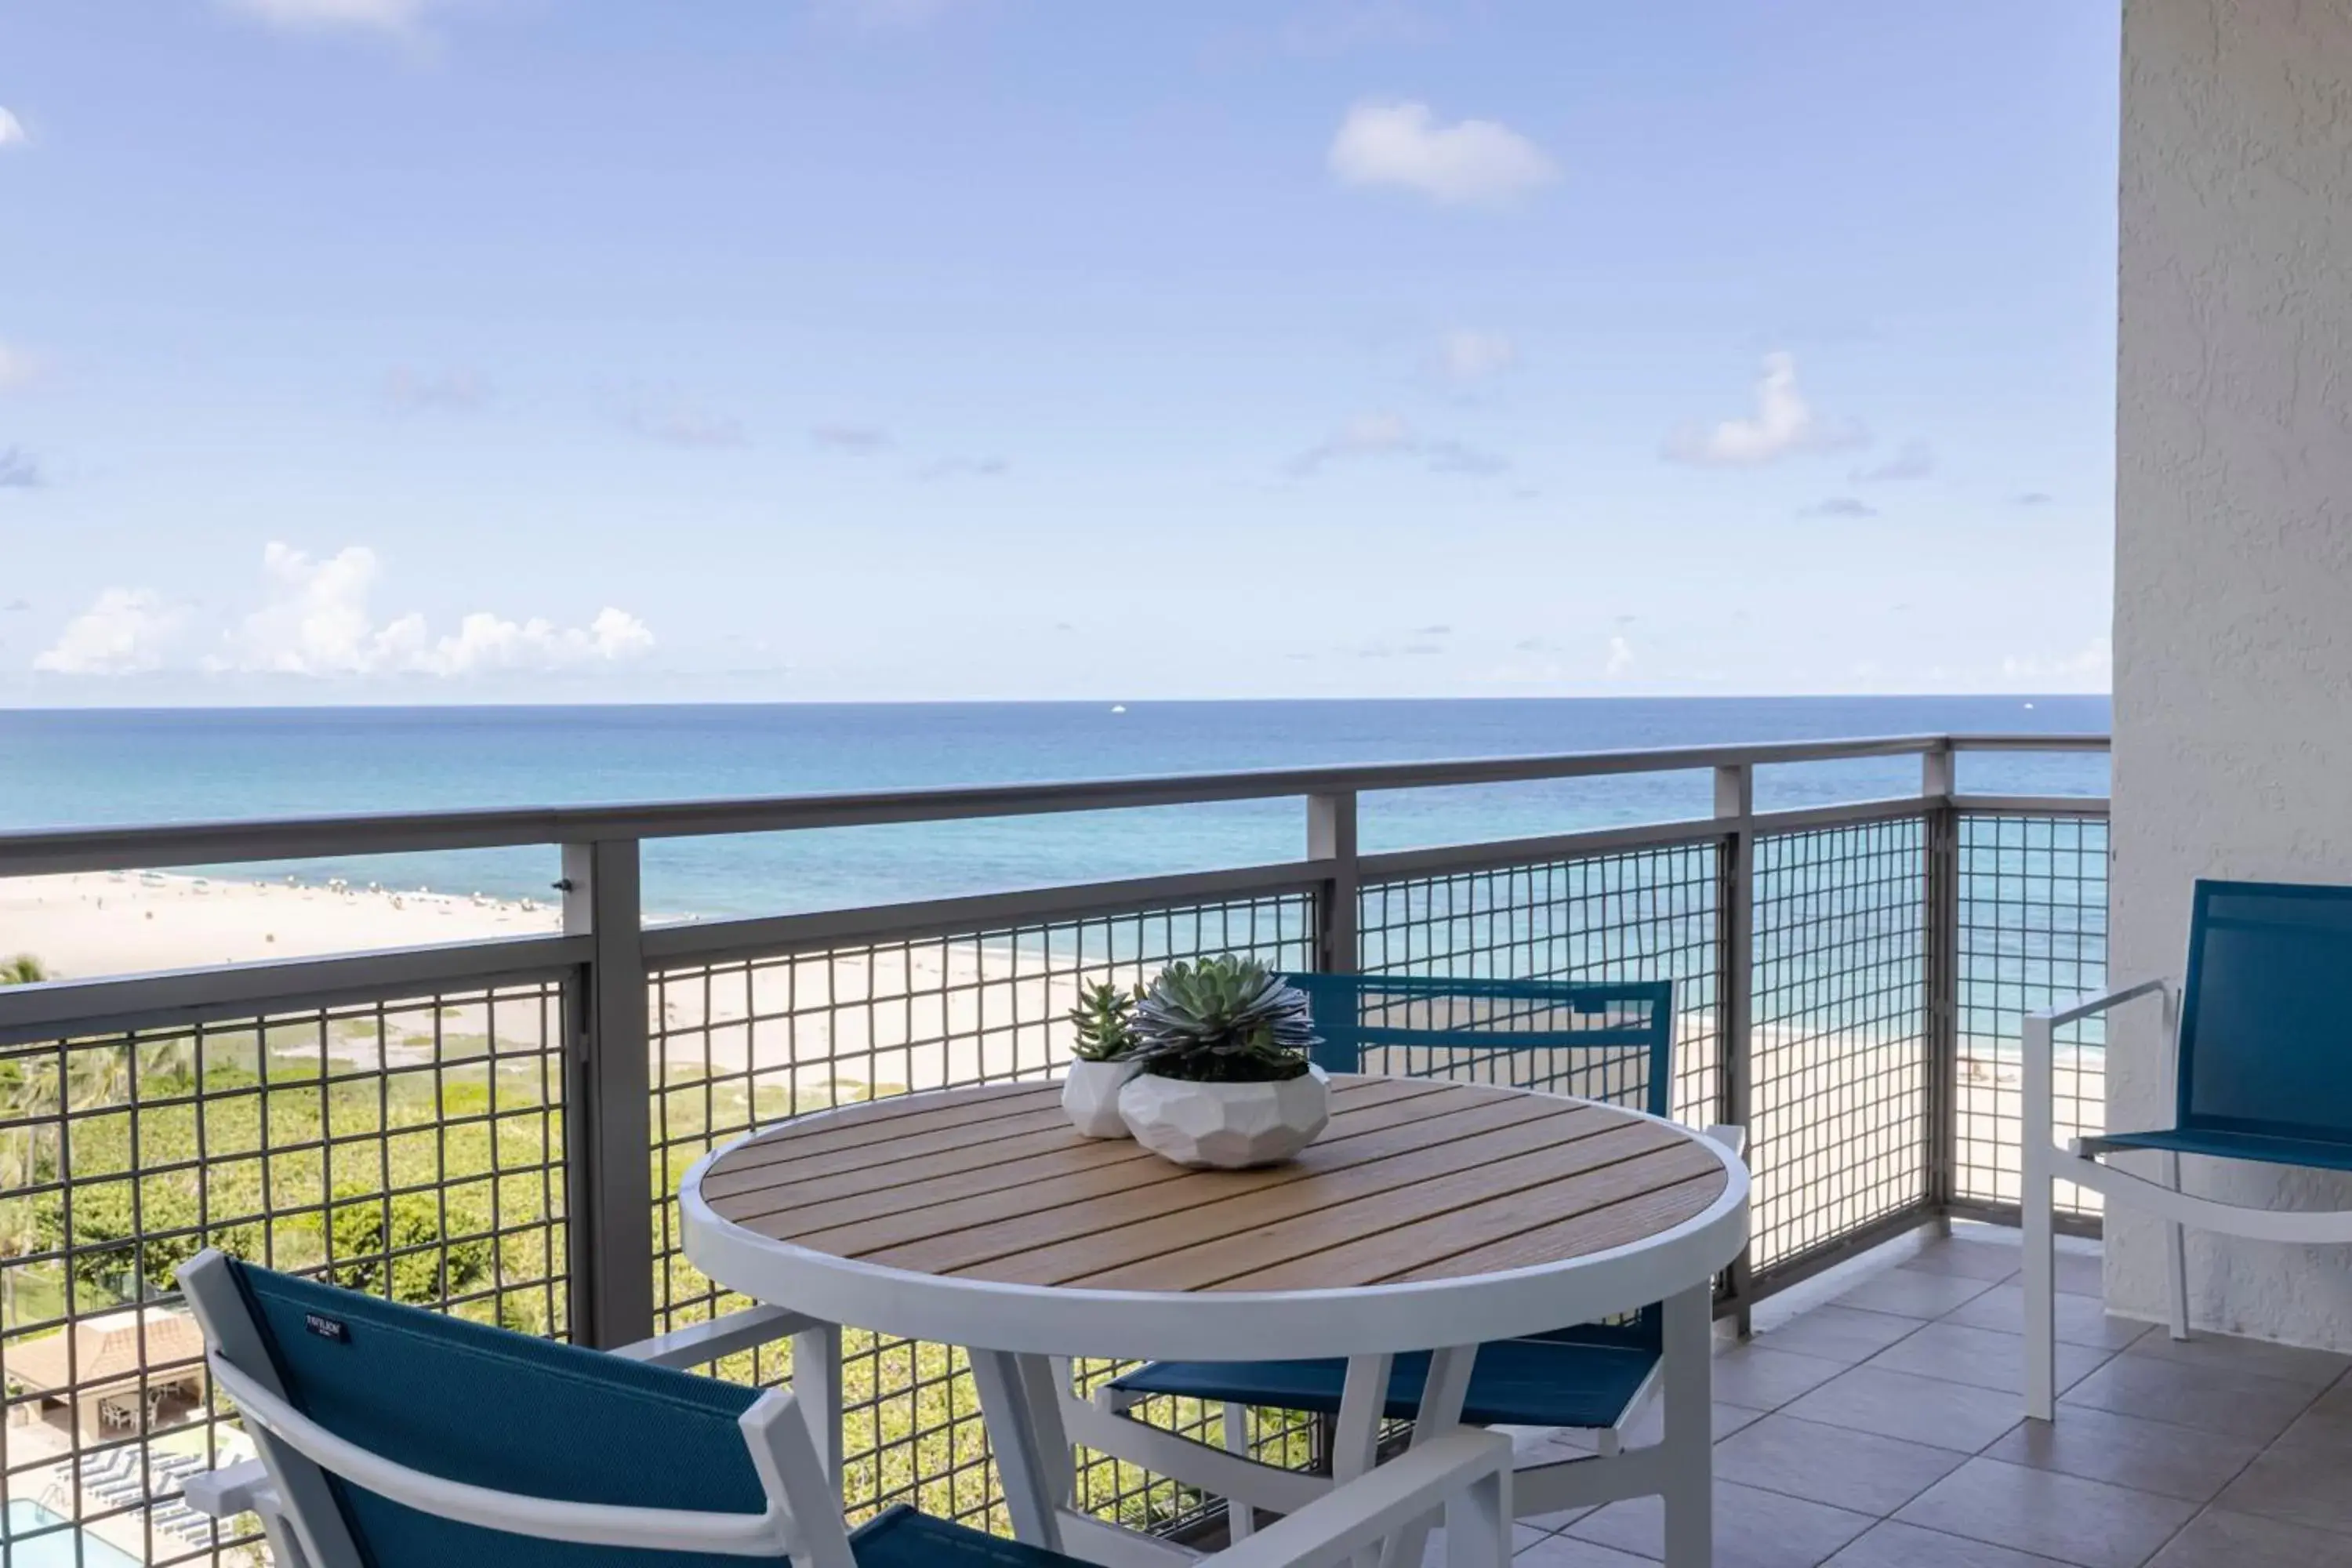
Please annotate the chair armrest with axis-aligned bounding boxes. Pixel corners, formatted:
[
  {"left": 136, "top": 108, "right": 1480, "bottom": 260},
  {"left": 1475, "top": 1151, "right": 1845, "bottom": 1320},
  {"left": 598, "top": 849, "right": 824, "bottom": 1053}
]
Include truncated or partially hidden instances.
[
  {"left": 608, "top": 1305, "right": 822, "bottom": 1370},
  {"left": 2023, "top": 978, "right": 2171, "bottom": 1087},
  {"left": 2022, "top": 978, "right": 2170, "bottom": 1161},
  {"left": 1700, "top": 1124, "right": 1746, "bottom": 1158},
  {"left": 1200, "top": 1429, "right": 1513, "bottom": 1568},
  {"left": 2029, "top": 978, "right": 2171, "bottom": 1033},
  {"left": 182, "top": 1458, "right": 281, "bottom": 1521}
]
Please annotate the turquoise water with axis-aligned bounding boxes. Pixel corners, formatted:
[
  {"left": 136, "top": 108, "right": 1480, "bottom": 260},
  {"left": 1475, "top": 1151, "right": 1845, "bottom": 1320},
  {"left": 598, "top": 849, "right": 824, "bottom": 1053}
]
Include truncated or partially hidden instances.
[
  {"left": 0, "top": 697, "right": 2108, "bottom": 919},
  {"left": 0, "top": 1501, "right": 145, "bottom": 1568}
]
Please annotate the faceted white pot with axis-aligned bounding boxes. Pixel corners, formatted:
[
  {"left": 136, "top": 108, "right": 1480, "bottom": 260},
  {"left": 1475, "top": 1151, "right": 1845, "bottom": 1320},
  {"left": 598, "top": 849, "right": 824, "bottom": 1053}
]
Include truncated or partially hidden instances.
[
  {"left": 1118, "top": 1066, "right": 1331, "bottom": 1169},
  {"left": 1062, "top": 1059, "right": 1145, "bottom": 1138}
]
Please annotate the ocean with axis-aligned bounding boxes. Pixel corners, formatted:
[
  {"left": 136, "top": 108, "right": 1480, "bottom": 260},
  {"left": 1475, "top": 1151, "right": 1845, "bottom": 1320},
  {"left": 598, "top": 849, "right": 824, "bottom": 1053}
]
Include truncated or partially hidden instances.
[{"left": 0, "top": 697, "right": 2110, "bottom": 919}]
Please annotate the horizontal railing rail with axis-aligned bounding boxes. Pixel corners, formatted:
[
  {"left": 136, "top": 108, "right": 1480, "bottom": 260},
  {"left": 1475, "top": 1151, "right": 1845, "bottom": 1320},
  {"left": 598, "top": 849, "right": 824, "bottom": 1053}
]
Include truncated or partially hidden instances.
[
  {"left": 0, "top": 729, "right": 2111, "bottom": 1559},
  {"left": 0, "top": 731, "right": 2106, "bottom": 873}
]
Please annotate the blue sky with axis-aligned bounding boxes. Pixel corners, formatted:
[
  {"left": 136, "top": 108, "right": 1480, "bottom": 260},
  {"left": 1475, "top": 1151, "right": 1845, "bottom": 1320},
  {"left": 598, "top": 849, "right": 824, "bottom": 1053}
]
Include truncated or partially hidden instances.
[{"left": 0, "top": 0, "right": 2120, "bottom": 703}]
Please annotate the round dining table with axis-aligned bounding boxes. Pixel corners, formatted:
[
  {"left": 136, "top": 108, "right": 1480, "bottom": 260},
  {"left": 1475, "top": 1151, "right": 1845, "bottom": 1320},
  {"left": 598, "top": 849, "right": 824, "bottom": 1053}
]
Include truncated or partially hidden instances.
[{"left": 681, "top": 1073, "right": 1748, "bottom": 1568}]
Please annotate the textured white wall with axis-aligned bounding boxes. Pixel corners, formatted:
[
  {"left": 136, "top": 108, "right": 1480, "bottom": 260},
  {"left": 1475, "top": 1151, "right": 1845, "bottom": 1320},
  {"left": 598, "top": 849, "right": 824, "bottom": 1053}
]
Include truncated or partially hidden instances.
[{"left": 2111, "top": 0, "right": 2352, "bottom": 1348}]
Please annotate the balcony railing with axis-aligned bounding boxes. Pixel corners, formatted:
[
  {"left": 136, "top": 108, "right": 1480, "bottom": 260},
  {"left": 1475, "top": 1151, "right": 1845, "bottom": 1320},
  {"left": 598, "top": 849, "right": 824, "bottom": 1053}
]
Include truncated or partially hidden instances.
[{"left": 0, "top": 731, "right": 2109, "bottom": 1563}]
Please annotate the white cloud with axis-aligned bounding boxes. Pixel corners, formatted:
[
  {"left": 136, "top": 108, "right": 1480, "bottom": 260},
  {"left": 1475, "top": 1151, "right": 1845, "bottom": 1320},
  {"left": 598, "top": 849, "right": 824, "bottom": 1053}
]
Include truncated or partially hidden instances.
[
  {"left": 916, "top": 456, "right": 1007, "bottom": 480},
  {"left": 808, "top": 0, "right": 967, "bottom": 27},
  {"left": 811, "top": 423, "right": 891, "bottom": 453},
  {"left": 0, "top": 108, "right": 27, "bottom": 151},
  {"left": 34, "top": 590, "right": 188, "bottom": 675},
  {"left": 629, "top": 396, "right": 748, "bottom": 449},
  {"left": 218, "top": 0, "right": 448, "bottom": 35},
  {"left": 2001, "top": 635, "right": 2111, "bottom": 689},
  {"left": 1662, "top": 352, "right": 1865, "bottom": 466},
  {"left": 1801, "top": 496, "right": 1878, "bottom": 519},
  {"left": 0, "top": 448, "right": 39, "bottom": 489},
  {"left": 0, "top": 343, "right": 40, "bottom": 390},
  {"left": 198, "top": 543, "right": 657, "bottom": 679},
  {"left": 383, "top": 366, "right": 488, "bottom": 413},
  {"left": 1605, "top": 636, "right": 1636, "bottom": 677},
  {"left": 1328, "top": 101, "right": 1557, "bottom": 209},
  {"left": 1852, "top": 438, "right": 1934, "bottom": 483},
  {"left": 1287, "top": 412, "right": 1508, "bottom": 478},
  {"left": 1436, "top": 329, "right": 1515, "bottom": 385}
]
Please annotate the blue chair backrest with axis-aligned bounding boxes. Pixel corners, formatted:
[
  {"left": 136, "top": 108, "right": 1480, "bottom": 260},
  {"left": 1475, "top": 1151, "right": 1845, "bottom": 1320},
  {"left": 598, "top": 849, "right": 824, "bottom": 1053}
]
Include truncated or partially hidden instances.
[
  {"left": 212, "top": 1258, "right": 773, "bottom": 1568},
  {"left": 2179, "top": 880, "right": 2352, "bottom": 1145},
  {"left": 1283, "top": 973, "right": 1677, "bottom": 1120}
]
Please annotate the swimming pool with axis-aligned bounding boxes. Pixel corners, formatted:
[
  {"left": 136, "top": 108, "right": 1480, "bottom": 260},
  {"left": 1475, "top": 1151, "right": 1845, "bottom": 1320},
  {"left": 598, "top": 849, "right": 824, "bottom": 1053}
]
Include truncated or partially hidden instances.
[{"left": 2, "top": 1500, "right": 147, "bottom": 1568}]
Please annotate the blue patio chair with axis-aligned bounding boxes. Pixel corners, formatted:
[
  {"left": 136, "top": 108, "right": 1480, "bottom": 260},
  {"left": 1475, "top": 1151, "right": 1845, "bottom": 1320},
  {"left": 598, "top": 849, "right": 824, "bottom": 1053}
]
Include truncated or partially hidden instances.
[
  {"left": 172, "top": 1250, "right": 1515, "bottom": 1568},
  {"left": 2023, "top": 879, "right": 2352, "bottom": 1420},
  {"left": 1058, "top": 975, "right": 1737, "bottom": 1534}
]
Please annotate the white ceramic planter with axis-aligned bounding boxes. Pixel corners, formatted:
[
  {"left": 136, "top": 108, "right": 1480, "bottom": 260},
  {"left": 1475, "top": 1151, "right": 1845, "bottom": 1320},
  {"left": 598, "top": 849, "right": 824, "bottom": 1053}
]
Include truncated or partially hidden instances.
[
  {"left": 1062, "top": 1058, "right": 1145, "bottom": 1138},
  {"left": 1118, "top": 1065, "right": 1331, "bottom": 1168}
]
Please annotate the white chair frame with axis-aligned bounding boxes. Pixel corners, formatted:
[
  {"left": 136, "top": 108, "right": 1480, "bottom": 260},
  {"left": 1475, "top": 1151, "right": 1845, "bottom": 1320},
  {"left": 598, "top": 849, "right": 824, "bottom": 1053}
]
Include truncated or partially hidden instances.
[
  {"left": 2021, "top": 977, "right": 2352, "bottom": 1421},
  {"left": 1056, "top": 1125, "right": 1746, "bottom": 1545},
  {"left": 176, "top": 1250, "right": 1517, "bottom": 1568}
]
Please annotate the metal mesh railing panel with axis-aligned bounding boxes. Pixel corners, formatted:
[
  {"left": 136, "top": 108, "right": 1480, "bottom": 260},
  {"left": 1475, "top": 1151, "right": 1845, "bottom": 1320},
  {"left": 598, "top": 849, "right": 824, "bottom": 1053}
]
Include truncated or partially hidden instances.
[
  {"left": 1355, "top": 844, "right": 1722, "bottom": 1127},
  {"left": 1749, "top": 818, "right": 1932, "bottom": 1274},
  {"left": 648, "top": 892, "right": 1318, "bottom": 1534},
  {"left": 1957, "top": 813, "right": 2110, "bottom": 1219},
  {"left": 0, "top": 979, "right": 571, "bottom": 1568}
]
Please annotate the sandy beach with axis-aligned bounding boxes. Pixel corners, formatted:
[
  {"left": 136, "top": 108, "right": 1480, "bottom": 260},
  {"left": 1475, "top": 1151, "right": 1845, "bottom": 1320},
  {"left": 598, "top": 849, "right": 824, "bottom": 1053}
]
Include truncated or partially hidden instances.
[
  {"left": 0, "top": 869, "right": 2092, "bottom": 1218},
  {"left": 0, "top": 870, "right": 562, "bottom": 978}
]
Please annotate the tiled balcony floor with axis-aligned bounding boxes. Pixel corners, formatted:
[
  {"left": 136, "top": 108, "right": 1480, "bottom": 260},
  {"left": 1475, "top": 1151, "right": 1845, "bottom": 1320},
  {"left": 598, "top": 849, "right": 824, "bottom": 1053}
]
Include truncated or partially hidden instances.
[{"left": 1481, "top": 1224, "right": 2352, "bottom": 1567}]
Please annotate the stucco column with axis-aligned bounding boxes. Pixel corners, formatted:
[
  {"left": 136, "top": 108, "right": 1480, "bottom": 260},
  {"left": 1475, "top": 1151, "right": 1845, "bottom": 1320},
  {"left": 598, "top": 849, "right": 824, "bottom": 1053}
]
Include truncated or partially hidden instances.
[{"left": 2112, "top": 0, "right": 2352, "bottom": 1347}]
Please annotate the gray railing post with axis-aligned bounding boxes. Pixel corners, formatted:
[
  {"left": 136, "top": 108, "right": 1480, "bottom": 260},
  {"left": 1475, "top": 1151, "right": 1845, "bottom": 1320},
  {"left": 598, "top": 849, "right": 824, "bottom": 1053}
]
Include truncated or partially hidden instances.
[
  {"left": 1308, "top": 791, "right": 1360, "bottom": 973},
  {"left": 561, "top": 839, "right": 657, "bottom": 1349},
  {"left": 1713, "top": 765, "right": 1755, "bottom": 1333},
  {"left": 1922, "top": 746, "right": 1962, "bottom": 1234}
]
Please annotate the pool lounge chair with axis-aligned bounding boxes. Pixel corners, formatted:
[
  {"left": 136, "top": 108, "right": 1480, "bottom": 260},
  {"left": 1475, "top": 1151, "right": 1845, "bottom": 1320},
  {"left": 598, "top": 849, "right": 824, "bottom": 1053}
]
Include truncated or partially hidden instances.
[{"left": 173, "top": 1249, "right": 1516, "bottom": 1568}]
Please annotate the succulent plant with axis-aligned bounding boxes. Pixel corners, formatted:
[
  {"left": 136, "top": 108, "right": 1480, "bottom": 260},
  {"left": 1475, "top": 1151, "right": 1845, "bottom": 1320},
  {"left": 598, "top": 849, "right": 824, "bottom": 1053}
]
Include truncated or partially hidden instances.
[
  {"left": 1067, "top": 979, "right": 1145, "bottom": 1062},
  {"left": 1130, "top": 956, "right": 1318, "bottom": 1083}
]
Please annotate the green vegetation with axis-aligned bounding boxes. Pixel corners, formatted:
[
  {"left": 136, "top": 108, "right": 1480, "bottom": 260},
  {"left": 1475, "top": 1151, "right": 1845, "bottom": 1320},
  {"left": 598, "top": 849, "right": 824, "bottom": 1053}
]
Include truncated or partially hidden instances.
[
  {"left": 0, "top": 1016, "right": 1308, "bottom": 1537},
  {"left": 0, "top": 954, "right": 47, "bottom": 985},
  {"left": 1131, "top": 957, "right": 1317, "bottom": 1083},
  {"left": 1066, "top": 980, "right": 1145, "bottom": 1062}
]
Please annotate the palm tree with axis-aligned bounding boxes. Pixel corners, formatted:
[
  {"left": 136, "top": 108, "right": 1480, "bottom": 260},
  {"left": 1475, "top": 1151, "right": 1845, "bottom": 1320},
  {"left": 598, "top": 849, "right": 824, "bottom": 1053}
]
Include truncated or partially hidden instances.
[{"left": 0, "top": 955, "right": 45, "bottom": 986}]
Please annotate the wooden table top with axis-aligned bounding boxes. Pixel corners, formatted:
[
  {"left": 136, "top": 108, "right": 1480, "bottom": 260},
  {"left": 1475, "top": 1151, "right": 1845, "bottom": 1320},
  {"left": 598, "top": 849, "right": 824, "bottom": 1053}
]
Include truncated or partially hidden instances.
[{"left": 694, "top": 1075, "right": 1729, "bottom": 1294}]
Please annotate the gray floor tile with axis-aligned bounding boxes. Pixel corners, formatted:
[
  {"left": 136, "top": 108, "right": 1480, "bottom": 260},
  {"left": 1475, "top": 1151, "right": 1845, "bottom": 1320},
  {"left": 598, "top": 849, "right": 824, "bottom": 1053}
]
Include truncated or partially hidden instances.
[
  {"left": 1566, "top": 1479, "right": 1873, "bottom": 1568},
  {"left": 1834, "top": 1268, "right": 2000, "bottom": 1320},
  {"left": 1943, "top": 1284, "right": 2156, "bottom": 1351},
  {"left": 1418, "top": 1524, "right": 1552, "bottom": 1565},
  {"left": 1713, "top": 1413, "right": 1966, "bottom": 1515},
  {"left": 1825, "top": 1520, "right": 2080, "bottom": 1567},
  {"left": 1520, "top": 1399, "right": 1766, "bottom": 1466},
  {"left": 2061, "top": 1356, "right": 2319, "bottom": 1443},
  {"left": 1512, "top": 1534, "right": 1660, "bottom": 1567},
  {"left": 1864, "top": 1321, "right": 2112, "bottom": 1396},
  {"left": 1906, "top": 1238, "right": 2028, "bottom": 1283},
  {"left": 1707, "top": 1345, "right": 1849, "bottom": 1410},
  {"left": 2213, "top": 1437, "right": 2352, "bottom": 1536},
  {"left": 2053, "top": 1251, "right": 2103, "bottom": 1298},
  {"left": 1783, "top": 1366, "right": 2024, "bottom": 1453},
  {"left": 2122, "top": 1330, "right": 2352, "bottom": 1389},
  {"left": 1893, "top": 1457, "right": 2198, "bottom": 1568},
  {"left": 2272, "top": 1376, "right": 2352, "bottom": 1449},
  {"left": 1980, "top": 1406, "right": 2264, "bottom": 1503},
  {"left": 1752, "top": 1305, "right": 1924, "bottom": 1366},
  {"left": 2147, "top": 1508, "right": 2352, "bottom": 1565}
]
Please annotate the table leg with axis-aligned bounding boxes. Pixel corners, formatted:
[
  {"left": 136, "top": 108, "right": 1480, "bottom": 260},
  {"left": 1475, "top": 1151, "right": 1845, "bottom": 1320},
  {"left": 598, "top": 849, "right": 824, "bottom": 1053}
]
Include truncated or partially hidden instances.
[
  {"left": 971, "top": 1349, "right": 1068, "bottom": 1552},
  {"left": 1377, "top": 1345, "right": 1477, "bottom": 1568},
  {"left": 1660, "top": 1284, "right": 1713, "bottom": 1568}
]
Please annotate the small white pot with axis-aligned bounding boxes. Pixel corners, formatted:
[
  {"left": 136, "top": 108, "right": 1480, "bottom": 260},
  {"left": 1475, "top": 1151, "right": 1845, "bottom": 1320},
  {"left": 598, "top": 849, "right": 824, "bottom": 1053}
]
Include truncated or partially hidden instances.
[
  {"left": 1062, "top": 1058, "right": 1145, "bottom": 1138},
  {"left": 1118, "top": 1065, "right": 1331, "bottom": 1169}
]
